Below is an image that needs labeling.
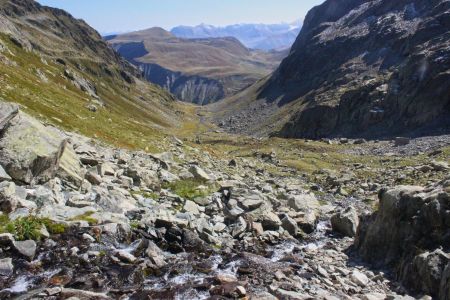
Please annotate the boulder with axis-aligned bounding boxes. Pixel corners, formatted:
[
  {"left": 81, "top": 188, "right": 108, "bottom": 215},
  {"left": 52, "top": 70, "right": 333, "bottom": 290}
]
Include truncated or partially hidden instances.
[
  {"left": 287, "top": 193, "right": 320, "bottom": 212},
  {"left": 0, "top": 102, "right": 19, "bottom": 132},
  {"left": 356, "top": 184, "right": 449, "bottom": 299},
  {"left": 0, "top": 112, "right": 82, "bottom": 185},
  {"left": 189, "top": 165, "right": 210, "bottom": 181},
  {"left": 0, "top": 165, "right": 11, "bottom": 182},
  {"left": 331, "top": 206, "right": 359, "bottom": 237},
  {"left": 281, "top": 215, "right": 299, "bottom": 236},
  {"left": 0, "top": 258, "right": 13, "bottom": 276},
  {"left": 0, "top": 181, "right": 18, "bottom": 213},
  {"left": 13, "top": 240, "right": 37, "bottom": 260}
]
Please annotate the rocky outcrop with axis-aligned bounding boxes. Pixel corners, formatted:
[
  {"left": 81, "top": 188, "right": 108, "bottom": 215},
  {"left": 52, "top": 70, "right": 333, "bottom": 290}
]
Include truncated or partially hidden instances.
[
  {"left": 216, "top": 0, "right": 450, "bottom": 138},
  {"left": 139, "top": 63, "right": 225, "bottom": 105},
  {"left": 108, "top": 28, "right": 284, "bottom": 104},
  {"left": 276, "top": 0, "right": 450, "bottom": 138},
  {"left": 355, "top": 182, "right": 450, "bottom": 299},
  {"left": 0, "top": 102, "right": 83, "bottom": 186}
]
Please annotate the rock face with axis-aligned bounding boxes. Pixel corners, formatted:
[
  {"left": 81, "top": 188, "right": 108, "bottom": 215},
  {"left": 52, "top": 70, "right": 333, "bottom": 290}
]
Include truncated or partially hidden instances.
[
  {"left": 108, "top": 28, "right": 285, "bottom": 104},
  {"left": 0, "top": 107, "right": 83, "bottom": 186},
  {"left": 216, "top": 0, "right": 450, "bottom": 138},
  {"left": 331, "top": 206, "right": 359, "bottom": 237},
  {"left": 355, "top": 183, "right": 450, "bottom": 299}
]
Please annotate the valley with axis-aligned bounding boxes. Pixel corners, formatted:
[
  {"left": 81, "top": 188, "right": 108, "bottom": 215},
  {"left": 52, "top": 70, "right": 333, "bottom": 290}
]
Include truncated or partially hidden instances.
[
  {"left": 107, "top": 28, "right": 286, "bottom": 105},
  {"left": 0, "top": 0, "right": 449, "bottom": 300}
]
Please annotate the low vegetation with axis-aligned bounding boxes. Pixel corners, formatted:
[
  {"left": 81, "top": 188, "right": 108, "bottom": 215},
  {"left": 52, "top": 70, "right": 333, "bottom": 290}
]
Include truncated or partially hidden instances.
[
  {"left": 0, "top": 215, "right": 67, "bottom": 241},
  {"left": 163, "top": 178, "right": 217, "bottom": 200}
]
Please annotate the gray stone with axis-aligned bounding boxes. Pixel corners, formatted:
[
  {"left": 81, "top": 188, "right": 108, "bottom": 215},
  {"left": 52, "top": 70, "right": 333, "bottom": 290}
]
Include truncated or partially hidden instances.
[
  {"left": 260, "top": 212, "right": 281, "bottom": 231},
  {"left": 0, "top": 258, "right": 14, "bottom": 276},
  {"left": 0, "top": 102, "right": 19, "bottom": 132},
  {"left": 281, "top": 215, "right": 299, "bottom": 236},
  {"left": 183, "top": 200, "right": 200, "bottom": 215},
  {"left": 287, "top": 193, "right": 320, "bottom": 212},
  {"left": 0, "top": 181, "right": 18, "bottom": 213},
  {"left": 13, "top": 240, "right": 37, "bottom": 260},
  {"left": 189, "top": 165, "right": 210, "bottom": 181},
  {"left": 394, "top": 137, "right": 410, "bottom": 146},
  {"left": 350, "top": 270, "right": 369, "bottom": 287},
  {"left": 115, "top": 250, "right": 137, "bottom": 263},
  {"left": 0, "top": 112, "right": 68, "bottom": 184},
  {"left": 331, "top": 206, "right": 359, "bottom": 237},
  {"left": 85, "top": 171, "right": 102, "bottom": 185},
  {"left": 0, "top": 165, "right": 11, "bottom": 182}
]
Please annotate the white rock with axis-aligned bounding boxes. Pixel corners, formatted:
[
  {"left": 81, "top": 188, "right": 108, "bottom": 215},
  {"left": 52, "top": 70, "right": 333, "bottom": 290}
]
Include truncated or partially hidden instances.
[{"left": 350, "top": 270, "right": 369, "bottom": 287}]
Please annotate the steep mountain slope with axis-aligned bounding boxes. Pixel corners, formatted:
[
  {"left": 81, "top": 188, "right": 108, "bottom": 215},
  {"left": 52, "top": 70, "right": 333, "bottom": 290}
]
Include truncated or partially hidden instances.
[
  {"left": 0, "top": 0, "right": 193, "bottom": 151},
  {"left": 213, "top": 0, "right": 450, "bottom": 138},
  {"left": 107, "top": 28, "right": 286, "bottom": 105},
  {"left": 171, "top": 22, "right": 302, "bottom": 51}
]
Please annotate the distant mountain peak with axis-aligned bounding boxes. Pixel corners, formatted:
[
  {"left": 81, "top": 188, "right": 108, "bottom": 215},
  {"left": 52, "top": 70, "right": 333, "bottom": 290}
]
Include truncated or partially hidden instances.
[{"left": 170, "top": 21, "right": 302, "bottom": 51}]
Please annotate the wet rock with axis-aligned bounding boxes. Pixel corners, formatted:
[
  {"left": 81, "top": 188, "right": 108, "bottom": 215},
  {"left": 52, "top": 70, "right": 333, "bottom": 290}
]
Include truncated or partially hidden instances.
[
  {"left": 13, "top": 240, "right": 37, "bottom": 260},
  {"left": 331, "top": 206, "right": 359, "bottom": 237},
  {"left": 294, "top": 210, "right": 318, "bottom": 234},
  {"left": 60, "top": 288, "right": 109, "bottom": 300},
  {"left": 0, "top": 258, "right": 13, "bottom": 276},
  {"left": 276, "top": 288, "right": 310, "bottom": 299},
  {"left": 281, "top": 215, "right": 299, "bottom": 236},
  {"left": 115, "top": 250, "right": 137, "bottom": 263},
  {"left": 0, "top": 233, "right": 15, "bottom": 245},
  {"left": 260, "top": 211, "right": 282, "bottom": 231}
]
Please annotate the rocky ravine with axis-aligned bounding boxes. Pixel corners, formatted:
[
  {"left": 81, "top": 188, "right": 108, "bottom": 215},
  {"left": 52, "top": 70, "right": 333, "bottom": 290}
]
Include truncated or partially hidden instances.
[{"left": 0, "top": 102, "right": 449, "bottom": 300}]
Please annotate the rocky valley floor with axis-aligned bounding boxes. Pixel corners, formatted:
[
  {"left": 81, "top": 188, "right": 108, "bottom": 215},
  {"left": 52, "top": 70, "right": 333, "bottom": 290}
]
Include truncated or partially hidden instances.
[{"left": 0, "top": 101, "right": 449, "bottom": 300}]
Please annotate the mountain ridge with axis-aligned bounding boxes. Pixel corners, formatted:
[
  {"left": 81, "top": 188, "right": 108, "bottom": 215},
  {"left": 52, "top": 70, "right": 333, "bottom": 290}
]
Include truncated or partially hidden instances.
[
  {"left": 108, "top": 27, "right": 287, "bottom": 104},
  {"left": 213, "top": 0, "right": 450, "bottom": 139},
  {"left": 171, "top": 21, "right": 302, "bottom": 51}
]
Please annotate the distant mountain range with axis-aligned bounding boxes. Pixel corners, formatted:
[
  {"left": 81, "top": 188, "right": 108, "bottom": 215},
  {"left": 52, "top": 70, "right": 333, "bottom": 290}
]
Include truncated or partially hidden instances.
[{"left": 170, "top": 22, "right": 302, "bottom": 51}]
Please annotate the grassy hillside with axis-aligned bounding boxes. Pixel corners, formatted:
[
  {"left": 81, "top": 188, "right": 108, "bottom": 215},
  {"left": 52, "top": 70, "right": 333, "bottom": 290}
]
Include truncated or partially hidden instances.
[{"left": 0, "top": 0, "right": 203, "bottom": 152}]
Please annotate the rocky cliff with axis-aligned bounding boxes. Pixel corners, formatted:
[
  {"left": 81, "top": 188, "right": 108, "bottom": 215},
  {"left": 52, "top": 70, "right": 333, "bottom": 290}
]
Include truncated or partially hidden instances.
[
  {"left": 108, "top": 28, "right": 286, "bottom": 104},
  {"left": 214, "top": 0, "right": 450, "bottom": 138},
  {"left": 356, "top": 182, "right": 450, "bottom": 299}
]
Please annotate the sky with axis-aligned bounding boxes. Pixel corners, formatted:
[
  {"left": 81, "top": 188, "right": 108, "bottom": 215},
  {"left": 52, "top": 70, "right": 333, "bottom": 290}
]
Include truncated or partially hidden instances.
[{"left": 36, "top": 0, "right": 325, "bottom": 34}]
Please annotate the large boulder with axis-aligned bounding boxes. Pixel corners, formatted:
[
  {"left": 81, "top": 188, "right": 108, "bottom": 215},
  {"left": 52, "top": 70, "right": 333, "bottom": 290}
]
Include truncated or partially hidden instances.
[
  {"left": 0, "top": 111, "right": 83, "bottom": 185},
  {"left": 355, "top": 184, "right": 450, "bottom": 299},
  {"left": 0, "top": 102, "right": 18, "bottom": 132},
  {"left": 331, "top": 206, "right": 359, "bottom": 237}
]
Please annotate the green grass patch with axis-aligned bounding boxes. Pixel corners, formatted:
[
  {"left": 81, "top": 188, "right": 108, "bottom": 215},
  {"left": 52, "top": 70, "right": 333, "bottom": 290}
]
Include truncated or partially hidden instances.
[
  {"left": 163, "top": 178, "right": 217, "bottom": 200},
  {"left": 69, "top": 212, "right": 98, "bottom": 225},
  {"left": 0, "top": 215, "right": 67, "bottom": 241},
  {"left": 131, "top": 190, "right": 159, "bottom": 200}
]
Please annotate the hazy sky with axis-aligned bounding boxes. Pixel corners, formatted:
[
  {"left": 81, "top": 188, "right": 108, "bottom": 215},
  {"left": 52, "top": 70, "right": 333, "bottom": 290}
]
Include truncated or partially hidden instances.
[{"left": 36, "top": 0, "right": 325, "bottom": 34}]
